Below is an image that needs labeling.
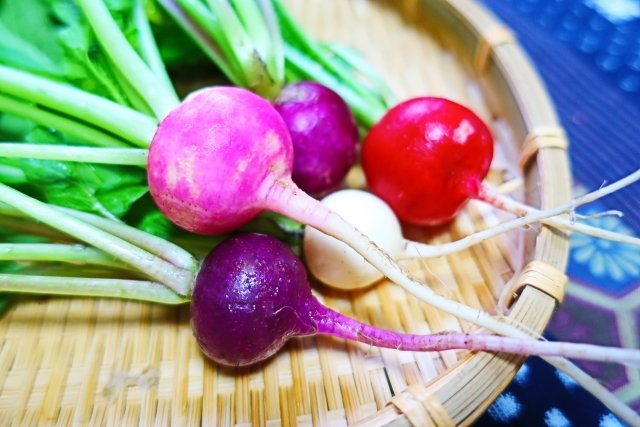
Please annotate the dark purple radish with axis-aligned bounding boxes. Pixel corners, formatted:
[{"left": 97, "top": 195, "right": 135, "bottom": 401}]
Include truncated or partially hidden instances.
[
  {"left": 191, "top": 233, "right": 316, "bottom": 365},
  {"left": 191, "top": 233, "right": 640, "bottom": 367},
  {"left": 273, "top": 81, "right": 359, "bottom": 198}
]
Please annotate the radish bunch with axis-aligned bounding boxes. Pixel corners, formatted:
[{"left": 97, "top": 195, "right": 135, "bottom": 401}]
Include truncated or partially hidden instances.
[{"left": 1, "top": 0, "right": 640, "bottom": 423}]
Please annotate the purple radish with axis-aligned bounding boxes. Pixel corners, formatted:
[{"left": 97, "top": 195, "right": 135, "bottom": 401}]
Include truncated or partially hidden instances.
[
  {"left": 272, "top": 82, "right": 359, "bottom": 198},
  {"left": 191, "top": 233, "right": 640, "bottom": 367}
]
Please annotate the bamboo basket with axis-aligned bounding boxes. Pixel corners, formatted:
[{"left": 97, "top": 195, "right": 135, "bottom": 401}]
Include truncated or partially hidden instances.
[{"left": 0, "top": 0, "right": 573, "bottom": 426}]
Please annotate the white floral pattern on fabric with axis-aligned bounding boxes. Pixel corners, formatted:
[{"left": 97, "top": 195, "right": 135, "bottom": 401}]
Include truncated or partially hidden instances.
[
  {"left": 487, "top": 393, "right": 522, "bottom": 422},
  {"left": 584, "top": 0, "right": 640, "bottom": 23},
  {"left": 514, "top": 364, "right": 530, "bottom": 385},
  {"left": 555, "top": 370, "right": 578, "bottom": 389},
  {"left": 545, "top": 408, "right": 572, "bottom": 427},
  {"left": 600, "top": 413, "right": 625, "bottom": 427},
  {"left": 570, "top": 213, "right": 640, "bottom": 282}
]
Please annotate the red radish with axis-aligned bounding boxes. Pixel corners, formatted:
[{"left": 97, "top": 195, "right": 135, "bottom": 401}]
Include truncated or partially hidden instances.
[
  {"left": 360, "top": 97, "right": 640, "bottom": 250},
  {"left": 191, "top": 233, "right": 640, "bottom": 367},
  {"left": 362, "top": 97, "right": 493, "bottom": 226},
  {"left": 273, "top": 81, "right": 359, "bottom": 198}
]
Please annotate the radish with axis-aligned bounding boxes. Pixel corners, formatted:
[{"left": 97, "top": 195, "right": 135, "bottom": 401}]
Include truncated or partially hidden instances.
[
  {"left": 192, "top": 233, "right": 640, "bottom": 367},
  {"left": 273, "top": 81, "right": 359, "bottom": 198},
  {"left": 362, "top": 97, "right": 492, "bottom": 226},
  {"left": 303, "top": 187, "right": 640, "bottom": 290},
  {"left": 361, "top": 96, "right": 640, "bottom": 243}
]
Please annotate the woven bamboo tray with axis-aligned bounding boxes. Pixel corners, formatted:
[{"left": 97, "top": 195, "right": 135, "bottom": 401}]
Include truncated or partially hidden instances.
[{"left": 0, "top": 0, "right": 572, "bottom": 426}]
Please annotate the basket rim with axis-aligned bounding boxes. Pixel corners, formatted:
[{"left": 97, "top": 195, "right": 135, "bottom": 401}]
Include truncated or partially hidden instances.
[{"left": 353, "top": 0, "right": 572, "bottom": 425}]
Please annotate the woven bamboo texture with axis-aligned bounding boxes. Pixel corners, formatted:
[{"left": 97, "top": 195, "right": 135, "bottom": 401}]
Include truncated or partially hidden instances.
[{"left": 0, "top": 0, "right": 571, "bottom": 426}]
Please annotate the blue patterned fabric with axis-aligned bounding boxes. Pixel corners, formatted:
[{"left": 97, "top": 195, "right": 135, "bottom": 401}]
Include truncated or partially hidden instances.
[{"left": 470, "top": 0, "right": 640, "bottom": 425}]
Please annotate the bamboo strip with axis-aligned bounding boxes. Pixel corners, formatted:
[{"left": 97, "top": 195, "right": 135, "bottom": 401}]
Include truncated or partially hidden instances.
[
  {"left": 252, "top": 388, "right": 266, "bottom": 427},
  {"left": 309, "top": 381, "right": 329, "bottom": 427},
  {"left": 339, "top": 374, "right": 363, "bottom": 424},
  {"left": 171, "top": 328, "right": 191, "bottom": 426},
  {"left": 289, "top": 339, "right": 311, "bottom": 416},
  {"left": 202, "top": 357, "right": 218, "bottom": 425},
  {"left": 105, "top": 335, "right": 133, "bottom": 425},
  {"left": 40, "top": 336, "right": 75, "bottom": 426},
  {"left": 279, "top": 386, "right": 298, "bottom": 427},
  {"left": 122, "top": 402, "right": 140, "bottom": 427},
  {"left": 217, "top": 392, "right": 235, "bottom": 427},
  {"left": 73, "top": 336, "right": 104, "bottom": 425},
  {"left": 235, "top": 367, "right": 251, "bottom": 424},
  {"left": 153, "top": 399, "right": 170, "bottom": 427},
  {"left": 139, "top": 330, "right": 162, "bottom": 427},
  {"left": 11, "top": 343, "right": 44, "bottom": 426}
]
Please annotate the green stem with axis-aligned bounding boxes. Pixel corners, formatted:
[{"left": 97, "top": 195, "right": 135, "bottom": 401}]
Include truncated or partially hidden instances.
[
  {"left": 56, "top": 207, "right": 199, "bottom": 274},
  {"left": 77, "top": 0, "right": 180, "bottom": 120},
  {"left": 274, "top": 0, "right": 388, "bottom": 123},
  {"left": 0, "top": 274, "right": 187, "bottom": 304},
  {"left": 0, "top": 183, "right": 194, "bottom": 295},
  {"left": 0, "top": 243, "right": 135, "bottom": 271},
  {"left": 134, "top": 0, "right": 178, "bottom": 98},
  {"left": 157, "top": 0, "right": 243, "bottom": 87},
  {"left": 170, "top": 233, "right": 228, "bottom": 258},
  {"left": 110, "top": 61, "right": 156, "bottom": 117},
  {"left": 0, "top": 65, "right": 157, "bottom": 147},
  {"left": 0, "top": 144, "right": 148, "bottom": 166},
  {"left": 204, "top": 0, "right": 265, "bottom": 91},
  {"left": 256, "top": 0, "right": 284, "bottom": 85},
  {"left": 0, "top": 215, "right": 74, "bottom": 242},
  {"left": 0, "top": 201, "right": 199, "bottom": 274},
  {"left": 274, "top": 1, "right": 379, "bottom": 97},
  {"left": 229, "top": 0, "right": 282, "bottom": 98},
  {"left": 176, "top": 0, "right": 249, "bottom": 86},
  {"left": 0, "top": 94, "right": 131, "bottom": 148},
  {"left": 323, "top": 42, "right": 396, "bottom": 107}
]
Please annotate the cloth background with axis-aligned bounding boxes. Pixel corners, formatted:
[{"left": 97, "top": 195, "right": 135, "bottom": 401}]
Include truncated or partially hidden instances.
[{"left": 470, "top": 0, "right": 640, "bottom": 426}]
